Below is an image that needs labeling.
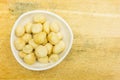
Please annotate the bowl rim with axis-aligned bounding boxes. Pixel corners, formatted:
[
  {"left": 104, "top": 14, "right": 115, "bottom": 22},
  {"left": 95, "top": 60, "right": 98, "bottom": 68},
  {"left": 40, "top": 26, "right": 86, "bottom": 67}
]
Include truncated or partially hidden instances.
[{"left": 10, "top": 10, "right": 73, "bottom": 71}]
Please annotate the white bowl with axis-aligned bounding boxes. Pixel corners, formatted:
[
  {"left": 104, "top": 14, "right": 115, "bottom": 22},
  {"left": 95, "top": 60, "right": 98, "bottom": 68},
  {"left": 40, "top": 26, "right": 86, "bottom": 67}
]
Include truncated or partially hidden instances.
[{"left": 10, "top": 10, "right": 73, "bottom": 71}]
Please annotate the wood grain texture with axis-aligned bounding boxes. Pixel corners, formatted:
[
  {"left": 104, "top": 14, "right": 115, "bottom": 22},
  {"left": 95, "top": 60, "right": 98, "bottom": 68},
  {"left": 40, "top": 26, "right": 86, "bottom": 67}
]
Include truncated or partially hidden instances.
[{"left": 1, "top": 0, "right": 120, "bottom": 80}]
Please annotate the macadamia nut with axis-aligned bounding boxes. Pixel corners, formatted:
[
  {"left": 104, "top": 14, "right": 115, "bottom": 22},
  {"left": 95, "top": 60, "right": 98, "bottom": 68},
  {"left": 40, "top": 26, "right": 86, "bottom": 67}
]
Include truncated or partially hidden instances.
[
  {"left": 43, "top": 21, "right": 50, "bottom": 34},
  {"left": 29, "top": 39, "right": 38, "bottom": 49},
  {"left": 45, "top": 43, "right": 53, "bottom": 55},
  {"left": 23, "top": 44, "right": 33, "bottom": 54},
  {"left": 49, "top": 54, "right": 59, "bottom": 62},
  {"left": 53, "top": 41, "right": 65, "bottom": 54},
  {"left": 14, "top": 38, "right": 25, "bottom": 50},
  {"left": 38, "top": 56, "right": 48, "bottom": 63},
  {"left": 32, "top": 24, "right": 42, "bottom": 34},
  {"left": 48, "top": 32, "right": 60, "bottom": 45},
  {"left": 35, "top": 45, "right": 48, "bottom": 57},
  {"left": 19, "top": 51, "right": 27, "bottom": 58},
  {"left": 22, "top": 33, "right": 32, "bottom": 43},
  {"left": 24, "top": 53, "right": 36, "bottom": 65},
  {"left": 25, "top": 22, "right": 32, "bottom": 33},
  {"left": 15, "top": 26, "right": 25, "bottom": 37},
  {"left": 33, "top": 14, "right": 46, "bottom": 23},
  {"left": 33, "top": 32, "right": 46, "bottom": 44},
  {"left": 50, "top": 22, "right": 59, "bottom": 32}
]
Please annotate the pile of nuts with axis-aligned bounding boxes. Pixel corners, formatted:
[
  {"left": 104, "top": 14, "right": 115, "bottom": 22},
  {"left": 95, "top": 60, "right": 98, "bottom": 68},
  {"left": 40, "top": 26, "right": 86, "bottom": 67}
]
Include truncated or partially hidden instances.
[{"left": 14, "top": 14, "right": 65, "bottom": 65}]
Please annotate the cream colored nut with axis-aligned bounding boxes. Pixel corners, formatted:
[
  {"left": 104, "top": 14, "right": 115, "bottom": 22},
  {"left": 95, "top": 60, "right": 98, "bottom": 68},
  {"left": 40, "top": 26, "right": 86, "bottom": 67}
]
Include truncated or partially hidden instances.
[
  {"left": 29, "top": 39, "right": 38, "bottom": 49},
  {"left": 24, "top": 22, "right": 32, "bottom": 33},
  {"left": 38, "top": 56, "right": 48, "bottom": 63},
  {"left": 15, "top": 26, "right": 25, "bottom": 37},
  {"left": 22, "top": 33, "right": 32, "bottom": 43},
  {"left": 43, "top": 21, "right": 50, "bottom": 34},
  {"left": 53, "top": 41, "right": 65, "bottom": 54},
  {"left": 42, "top": 38, "right": 48, "bottom": 45},
  {"left": 48, "top": 32, "right": 60, "bottom": 45},
  {"left": 33, "top": 14, "right": 46, "bottom": 23},
  {"left": 33, "top": 32, "right": 46, "bottom": 44},
  {"left": 49, "top": 54, "right": 59, "bottom": 62},
  {"left": 35, "top": 45, "right": 48, "bottom": 57},
  {"left": 32, "top": 24, "right": 42, "bottom": 34},
  {"left": 19, "top": 51, "right": 27, "bottom": 59},
  {"left": 24, "top": 53, "right": 36, "bottom": 65},
  {"left": 45, "top": 43, "right": 53, "bottom": 55},
  {"left": 50, "top": 22, "right": 59, "bottom": 32},
  {"left": 57, "top": 32, "right": 63, "bottom": 40},
  {"left": 23, "top": 44, "right": 33, "bottom": 54},
  {"left": 14, "top": 38, "right": 25, "bottom": 50}
]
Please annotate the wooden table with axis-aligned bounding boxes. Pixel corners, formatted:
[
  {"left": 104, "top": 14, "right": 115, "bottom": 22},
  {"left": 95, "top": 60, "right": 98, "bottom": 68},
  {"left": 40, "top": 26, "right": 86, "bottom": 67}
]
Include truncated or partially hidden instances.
[{"left": 1, "top": 0, "right": 120, "bottom": 80}]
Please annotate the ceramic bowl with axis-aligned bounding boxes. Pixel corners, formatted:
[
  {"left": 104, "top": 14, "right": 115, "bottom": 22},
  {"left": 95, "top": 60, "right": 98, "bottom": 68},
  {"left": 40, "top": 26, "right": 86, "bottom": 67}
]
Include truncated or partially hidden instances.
[{"left": 10, "top": 10, "right": 73, "bottom": 71}]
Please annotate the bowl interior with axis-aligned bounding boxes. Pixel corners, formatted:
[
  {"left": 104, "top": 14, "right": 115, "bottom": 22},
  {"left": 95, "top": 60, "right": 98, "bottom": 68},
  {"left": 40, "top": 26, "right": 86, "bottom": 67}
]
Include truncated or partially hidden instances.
[{"left": 11, "top": 10, "right": 73, "bottom": 70}]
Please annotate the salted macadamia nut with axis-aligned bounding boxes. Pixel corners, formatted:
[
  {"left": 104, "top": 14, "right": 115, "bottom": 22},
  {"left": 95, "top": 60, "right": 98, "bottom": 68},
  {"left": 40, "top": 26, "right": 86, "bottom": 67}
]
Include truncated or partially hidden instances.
[
  {"left": 45, "top": 43, "right": 53, "bottom": 55},
  {"left": 53, "top": 41, "right": 65, "bottom": 54},
  {"left": 19, "top": 51, "right": 27, "bottom": 58},
  {"left": 24, "top": 53, "right": 36, "bottom": 65},
  {"left": 33, "top": 32, "right": 46, "bottom": 44},
  {"left": 15, "top": 26, "right": 25, "bottom": 37},
  {"left": 14, "top": 38, "right": 25, "bottom": 50},
  {"left": 57, "top": 32, "right": 63, "bottom": 40},
  {"left": 32, "top": 24, "right": 42, "bottom": 34},
  {"left": 50, "top": 22, "right": 59, "bottom": 32},
  {"left": 24, "top": 22, "right": 32, "bottom": 33},
  {"left": 33, "top": 14, "right": 46, "bottom": 23},
  {"left": 48, "top": 32, "right": 59, "bottom": 45},
  {"left": 38, "top": 56, "right": 48, "bottom": 63},
  {"left": 23, "top": 45, "right": 33, "bottom": 54},
  {"left": 35, "top": 45, "right": 48, "bottom": 57},
  {"left": 29, "top": 39, "right": 38, "bottom": 49},
  {"left": 22, "top": 33, "right": 32, "bottom": 43},
  {"left": 43, "top": 21, "right": 50, "bottom": 34},
  {"left": 49, "top": 54, "right": 59, "bottom": 62}
]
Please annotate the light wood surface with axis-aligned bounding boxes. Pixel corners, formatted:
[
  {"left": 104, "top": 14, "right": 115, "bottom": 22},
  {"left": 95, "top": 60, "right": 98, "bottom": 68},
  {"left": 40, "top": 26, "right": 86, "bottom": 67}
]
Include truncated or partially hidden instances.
[{"left": 1, "top": 0, "right": 120, "bottom": 80}]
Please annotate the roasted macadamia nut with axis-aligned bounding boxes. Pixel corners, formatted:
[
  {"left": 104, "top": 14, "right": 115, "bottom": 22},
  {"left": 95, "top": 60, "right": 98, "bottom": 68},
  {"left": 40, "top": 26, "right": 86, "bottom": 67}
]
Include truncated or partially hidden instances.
[
  {"left": 19, "top": 51, "right": 27, "bottom": 59},
  {"left": 48, "top": 32, "right": 60, "bottom": 45},
  {"left": 49, "top": 54, "right": 59, "bottom": 62},
  {"left": 50, "top": 22, "right": 59, "bottom": 32},
  {"left": 33, "top": 32, "right": 46, "bottom": 44},
  {"left": 29, "top": 39, "right": 38, "bottom": 49},
  {"left": 32, "top": 24, "right": 42, "bottom": 34},
  {"left": 45, "top": 43, "right": 53, "bottom": 55},
  {"left": 14, "top": 38, "right": 25, "bottom": 50},
  {"left": 24, "top": 22, "right": 32, "bottom": 33},
  {"left": 35, "top": 45, "right": 48, "bottom": 57},
  {"left": 23, "top": 44, "right": 33, "bottom": 54},
  {"left": 22, "top": 33, "right": 32, "bottom": 43},
  {"left": 43, "top": 21, "right": 50, "bottom": 34},
  {"left": 53, "top": 41, "right": 65, "bottom": 54},
  {"left": 24, "top": 53, "right": 36, "bottom": 65},
  {"left": 33, "top": 14, "right": 46, "bottom": 23},
  {"left": 15, "top": 26, "right": 25, "bottom": 37},
  {"left": 38, "top": 56, "right": 48, "bottom": 63}
]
